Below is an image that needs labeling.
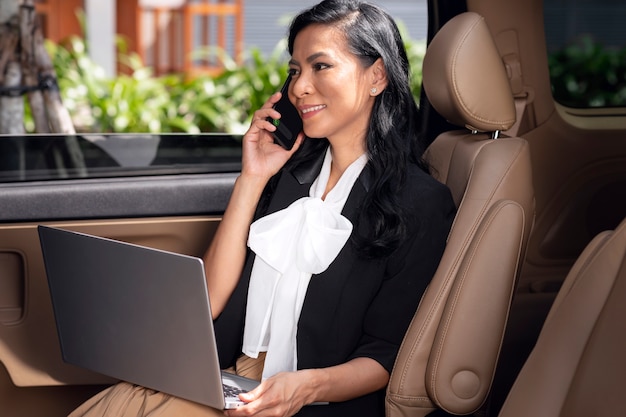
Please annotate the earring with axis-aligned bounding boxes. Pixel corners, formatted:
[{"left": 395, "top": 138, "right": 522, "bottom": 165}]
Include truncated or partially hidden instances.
[{"left": 370, "top": 87, "right": 377, "bottom": 95}]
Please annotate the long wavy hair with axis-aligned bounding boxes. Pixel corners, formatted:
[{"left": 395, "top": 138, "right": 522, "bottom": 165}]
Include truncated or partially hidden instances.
[{"left": 273, "top": 0, "right": 429, "bottom": 258}]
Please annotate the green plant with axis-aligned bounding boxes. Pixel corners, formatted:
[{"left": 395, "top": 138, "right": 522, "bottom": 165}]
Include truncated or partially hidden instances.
[
  {"left": 43, "top": 31, "right": 425, "bottom": 134},
  {"left": 549, "top": 35, "right": 626, "bottom": 108},
  {"left": 44, "top": 36, "right": 289, "bottom": 134},
  {"left": 397, "top": 21, "right": 426, "bottom": 101},
  {"left": 48, "top": 36, "right": 184, "bottom": 133},
  {"left": 183, "top": 40, "right": 289, "bottom": 133}
]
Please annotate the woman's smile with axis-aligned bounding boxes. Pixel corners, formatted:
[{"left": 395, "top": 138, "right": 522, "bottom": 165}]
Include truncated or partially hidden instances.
[{"left": 300, "top": 104, "right": 327, "bottom": 118}]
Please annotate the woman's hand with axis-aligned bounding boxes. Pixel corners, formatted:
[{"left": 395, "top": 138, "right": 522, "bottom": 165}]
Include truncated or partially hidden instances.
[
  {"left": 241, "top": 92, "right": 304, "bottom": 183},
  {"left": 224, "top": 370, "right": 319, "bottom": 417},
  {"left": 223, "top": 357, "right": 388, "bottom": 417}
]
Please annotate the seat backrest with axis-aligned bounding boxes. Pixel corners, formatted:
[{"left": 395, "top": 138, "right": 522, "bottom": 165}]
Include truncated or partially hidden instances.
[
  {"left": 386, "top": 12, "right": 535, "bottom": 417},
  {"left": 498, "top": 216, "right": 626, "bottom": 417}
]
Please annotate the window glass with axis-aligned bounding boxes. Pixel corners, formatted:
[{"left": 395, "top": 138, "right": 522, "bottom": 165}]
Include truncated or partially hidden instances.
[
  {"left": 0, "top": 134, "right": 242, "bottom": 183},
  {"left": 245, "top": 1, "right": 427, "bottom": 57},
  {"left": 544, "top": 0, "right": 626, "bottom": 108},
  {"left": 2, "top": 2, "right": 426, "bottom": 185}
]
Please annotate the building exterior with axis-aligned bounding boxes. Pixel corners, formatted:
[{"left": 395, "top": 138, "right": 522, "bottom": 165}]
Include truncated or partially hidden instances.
[
  {"left": 244, "top": 1, "right": 428, "bottom": 57},
  {"left": 35, "top": 0, "right": 427, "bottom": 77}
]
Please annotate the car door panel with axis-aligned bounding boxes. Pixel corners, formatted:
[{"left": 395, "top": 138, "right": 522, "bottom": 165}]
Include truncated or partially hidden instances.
[
  {"left": 0, "top": 174, "right": 237, "bottom": 222},
  {"left": 0, "top": 216, "right": 223, "bottom": 383},
  {"left": 0, "top": 173, "right": 234, "bottom": 416}
]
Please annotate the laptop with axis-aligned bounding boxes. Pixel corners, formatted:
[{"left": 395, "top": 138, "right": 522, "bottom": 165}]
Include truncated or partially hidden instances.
[{"left": 38, "top": 225, "right": 259, "bottom": 410}]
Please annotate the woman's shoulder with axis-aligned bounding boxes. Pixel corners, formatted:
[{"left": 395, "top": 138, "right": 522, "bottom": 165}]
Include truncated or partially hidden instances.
[
  {"left": 397, "top": 163, "right": 457, "bottom": 232},
  {"left": 398, "top": 163, "right": 456, "bottom": 243},
  {"left": 403, "top": 163, "right": 454, "bottom": 207}
]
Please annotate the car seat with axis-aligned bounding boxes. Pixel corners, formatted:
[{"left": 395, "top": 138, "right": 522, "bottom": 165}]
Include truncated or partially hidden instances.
[
  {"left": 386, "top": 12, "right": 535, "bottom": 417},
  {"left": 497, "top": 215, "right": 626, "bottom": 416}
]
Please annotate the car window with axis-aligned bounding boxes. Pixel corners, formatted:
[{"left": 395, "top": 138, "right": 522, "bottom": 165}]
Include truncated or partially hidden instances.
[
  {"left": 0, "top": 133, "right": 242, "bottom": 183},
  {"left": 545, "top": 0, "right": 626, "bottom": 108},
  {"left": 1, "top": 1, "right": 426, "bottom": 186}
]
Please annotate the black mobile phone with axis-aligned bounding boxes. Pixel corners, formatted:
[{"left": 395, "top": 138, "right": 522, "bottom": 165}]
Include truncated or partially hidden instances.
[{"left": 266, "top": 75, "right": 302, "bottom": 150}]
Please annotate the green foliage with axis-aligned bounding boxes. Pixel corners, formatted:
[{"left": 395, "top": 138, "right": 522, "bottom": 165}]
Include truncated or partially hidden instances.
[
  {"left": 184, "top": 40, "right": 289, "bottom": 133},
  {"left": 549, "top": 35, "right": 626, "bottom": 108},
  {"left": 397, "top": 21, "right": 426, "bottom": 101},
  {"left": 48, "top": 36, "right": 175, "bottom": 133},
  {"left": 43, "top": 33, "right": 425, "bottom": 134},
  {"left": 39, "top": 28, "right": 626, "bottom": 134}
]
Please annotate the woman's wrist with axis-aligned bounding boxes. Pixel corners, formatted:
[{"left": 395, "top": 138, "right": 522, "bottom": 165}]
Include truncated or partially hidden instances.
[
  {"left": 232, "top": 173, "right": 269, "bottom": 205},
  {"left": 297, "top": 368, "right": 329, "bottom": 405},
  {"left": 237, "top": 171, "right": 272, "bottom": 192}
]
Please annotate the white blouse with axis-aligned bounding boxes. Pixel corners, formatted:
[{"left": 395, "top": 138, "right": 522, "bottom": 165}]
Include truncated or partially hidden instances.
[{"left": 243, "top": 148, "right": 368, "bottom": 380}]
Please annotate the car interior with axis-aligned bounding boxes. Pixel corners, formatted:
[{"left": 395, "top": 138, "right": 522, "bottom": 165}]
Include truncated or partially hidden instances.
[
  {"left": 386, "top": 11, "right": 535, "bottom": 417},
  {"left": 1, "top": 0, "right": 625, "bottom": 416}
]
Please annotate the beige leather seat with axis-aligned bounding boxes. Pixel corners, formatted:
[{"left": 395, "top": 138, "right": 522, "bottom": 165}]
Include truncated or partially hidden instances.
[
  {"left": 386, "top": 12, "right": 535, "bottom": 417},
  {"left": 498, "top": 215, "right": 626, "bottom": 417}
]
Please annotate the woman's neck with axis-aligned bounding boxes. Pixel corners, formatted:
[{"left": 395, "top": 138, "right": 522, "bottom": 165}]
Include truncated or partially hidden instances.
[{"left": 323, "top": 141, "right": 367, "bottom": 199}]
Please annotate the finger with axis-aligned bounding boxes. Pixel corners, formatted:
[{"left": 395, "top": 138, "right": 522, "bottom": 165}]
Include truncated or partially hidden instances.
[
  {"left": 291, "top": 132, "right": 305, "bottom": 151},
  {"left": 260, "top": 91, "right": 282, "bottom": 109},
  {"left": 239, "top": 391, "right": 256, "bottom": 403},
  {"left": 253, "top": 116, "right": 277, "bottom": 130},
  {"left": 242, "top": 379, "right": 267, "bottom": 401},
  {"left": 247, "top": 116, "right": 278, "bottom": 138},
  {"left": 251, "top": 108, "right": 281, "bottom": 126}
]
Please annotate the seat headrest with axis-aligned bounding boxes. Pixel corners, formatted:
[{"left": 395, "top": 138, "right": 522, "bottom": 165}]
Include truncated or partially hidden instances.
[{"left": 422, "top": 12, "right": 516, "bottom": 132}]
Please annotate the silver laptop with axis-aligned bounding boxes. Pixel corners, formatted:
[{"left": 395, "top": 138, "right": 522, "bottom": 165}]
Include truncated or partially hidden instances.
[{"left": 38, "top": 225, "right": 259, "bottom": 410}]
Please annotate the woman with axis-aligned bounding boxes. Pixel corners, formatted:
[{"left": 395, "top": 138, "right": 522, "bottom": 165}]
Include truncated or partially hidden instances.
[{"left": 69, "top": 1, "right": 455, "bottom": 416}]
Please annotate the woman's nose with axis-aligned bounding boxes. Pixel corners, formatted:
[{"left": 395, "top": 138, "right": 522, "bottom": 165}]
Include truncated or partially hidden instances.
[{"left": 291, "top": 74, "right": 311, "bottom": 98}]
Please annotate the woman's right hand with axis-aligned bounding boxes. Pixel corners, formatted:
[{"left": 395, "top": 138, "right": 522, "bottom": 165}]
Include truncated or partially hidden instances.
[{"left": 241, "top": 92, "right": 304, "bottom": 183}]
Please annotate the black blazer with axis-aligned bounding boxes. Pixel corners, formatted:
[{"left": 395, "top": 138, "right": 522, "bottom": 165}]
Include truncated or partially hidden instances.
[{"left": 214, "top": 151, "right": 456, "bottom": 417}]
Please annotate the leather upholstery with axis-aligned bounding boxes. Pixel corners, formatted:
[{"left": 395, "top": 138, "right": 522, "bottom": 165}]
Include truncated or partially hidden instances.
[
  {"left": 386, "top": 12, "right": 534, "bottom": 417},
  {"left": 422, "top": 12, "right": 516, "bottom": 132},
  {"left": 498, "top": 216, "right": 626, "bottom": 417}
]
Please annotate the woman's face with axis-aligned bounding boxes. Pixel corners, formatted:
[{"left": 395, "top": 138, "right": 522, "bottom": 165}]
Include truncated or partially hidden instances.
[{"left": 288, "top": 24, "right": 383, "bottom": 149}]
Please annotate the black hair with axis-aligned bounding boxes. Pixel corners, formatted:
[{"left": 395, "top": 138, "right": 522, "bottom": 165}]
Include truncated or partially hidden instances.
[{"left": 280, "top": 0, "right": 429, "bottom": 258}]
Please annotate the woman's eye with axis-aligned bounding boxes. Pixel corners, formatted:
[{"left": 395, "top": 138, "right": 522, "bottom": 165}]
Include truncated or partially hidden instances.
[
  {"left": 313, "top": 63, "right": 331, "bottom": 71},
  {"left": 288, "top": 68, "right": 299, "bottom": 76}
]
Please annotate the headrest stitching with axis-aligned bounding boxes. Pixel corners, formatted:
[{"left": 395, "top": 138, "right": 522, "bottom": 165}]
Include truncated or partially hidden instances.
[{"left": 450, "top": 16, "right": 516, "bottom": 128}]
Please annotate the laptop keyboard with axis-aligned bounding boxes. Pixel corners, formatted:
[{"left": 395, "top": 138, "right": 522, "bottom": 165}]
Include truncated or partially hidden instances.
[{"left": 223, "top": 383, "right": 247, "bottom": 398}]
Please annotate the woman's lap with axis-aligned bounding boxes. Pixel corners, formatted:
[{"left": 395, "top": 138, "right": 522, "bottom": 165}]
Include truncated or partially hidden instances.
[
  {"left": 68, "top": 382, "right": 225, "bottom": 417},
  {"left": 67, "top": 354, "right": 265, "bottom": 417}
]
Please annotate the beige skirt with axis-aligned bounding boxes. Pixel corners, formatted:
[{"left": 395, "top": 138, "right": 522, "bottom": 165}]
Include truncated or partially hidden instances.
[{"left": 69, "top": 353, "right": 266, "bottom": 417}]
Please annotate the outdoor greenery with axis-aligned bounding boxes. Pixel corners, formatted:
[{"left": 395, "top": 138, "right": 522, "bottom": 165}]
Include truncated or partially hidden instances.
[
  {"left": 43, "top": 36, "right": 290, "bottom": 134},
  {"left": 38, "top": 29, "right": 425, "bottom": 135},
  {"left": 35, "top": 23, "right": 425, "bottom": 133},
  {"left": 33, "top": 30, "right": 624, "bottom": 134},
  {"left": 548, "top": 36, "right": 626, "bottom": 108}
]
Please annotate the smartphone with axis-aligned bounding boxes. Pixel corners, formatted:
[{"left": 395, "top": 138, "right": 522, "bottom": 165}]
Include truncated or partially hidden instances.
[{"left": 266, "top": 75, "right": 302, "bottom": 150}]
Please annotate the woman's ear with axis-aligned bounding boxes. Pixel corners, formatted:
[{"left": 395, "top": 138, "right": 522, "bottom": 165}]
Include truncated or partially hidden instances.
[{"left": 369, "top": 58, "right": 388, "bottom": 96}]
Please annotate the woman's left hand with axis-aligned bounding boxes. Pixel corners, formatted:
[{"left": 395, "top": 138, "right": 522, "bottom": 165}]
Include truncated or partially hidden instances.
[{"left": 224, "top": 370, "right": 319, "bottom": 417}]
